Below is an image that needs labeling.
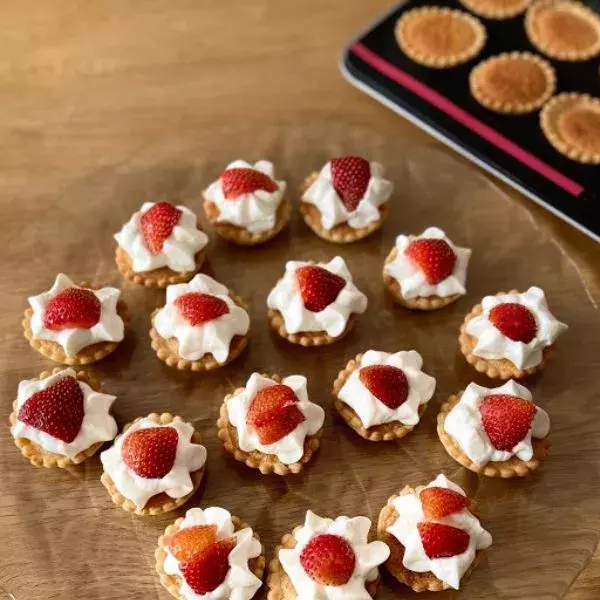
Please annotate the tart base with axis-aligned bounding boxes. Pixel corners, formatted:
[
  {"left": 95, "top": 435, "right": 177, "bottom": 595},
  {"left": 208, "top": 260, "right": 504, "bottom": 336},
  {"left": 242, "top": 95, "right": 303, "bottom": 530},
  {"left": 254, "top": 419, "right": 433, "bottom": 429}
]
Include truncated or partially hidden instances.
[
  {"left": 155, "top": 514, "right": 266, "bottom": 600},
  {"left": 100, "top": 412, "right": 205, "bottom": 516},
  {"left": 9, "top": 368, "right": 108, "bottom": 469},
  {"left": 437, "top": 392, "right": 550, "bottom": 478},
  {"left": 115, "top": 245, "right": 206, "bottom": 288},
  {"left": 459, "top": 0, "right": 532, "bottom": 19}
]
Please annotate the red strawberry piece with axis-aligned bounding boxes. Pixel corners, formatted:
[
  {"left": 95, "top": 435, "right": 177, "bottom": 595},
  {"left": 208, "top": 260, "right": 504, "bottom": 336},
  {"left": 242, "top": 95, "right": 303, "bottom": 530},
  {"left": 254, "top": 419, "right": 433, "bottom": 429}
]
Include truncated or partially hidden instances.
[
  {"left": 167, "top": 525, "right": 218, "bottom": 562},
  {"left": 121, "top": 426, "right": 178, "bottom": 479},
  {"left": 417, "top": 522, "right": 470, "bottom": 559},
  {"left": 140, "top": 201, "right": 182, "bottom": 255},
  {"left": 300, "top": 533, "right": 356, "bottom": 586},
  {"left": 420, "top": 487, "right": 469, "bottom": 520},
  {"left": 404, "top": 238, "right": 457, "bottom": 285},
  {"left": 221, "top": 168, "right": 278, "bottom": 200},
  {"left": 181, "top": 538, "right": 236, "bottom": 594},
  {"left": 359, "top": 365, "right": 409, "bottom": 409},
  {"left": 330, "top": 156, "right": 371, "bottom": 212},
  {"left": 174, "top": 292, "right": 229, "bottom": 326},
  {"left": 479, "top": 393, "right": 536, "bottom": 451},
  {"left": 295, "top": 265, "right": 346, "bottom": 313},
  {"left": 43, "top": 288, "right": 101, "bottom": 331},
  {"left": 18, "top": 376, "right": 84, "bottom": 443},
  {"left": 246, "top": 384, "right": 305, "bottom": 445},
  {"left": 489, "top": 302, "right": 537, "bottom": 343}
]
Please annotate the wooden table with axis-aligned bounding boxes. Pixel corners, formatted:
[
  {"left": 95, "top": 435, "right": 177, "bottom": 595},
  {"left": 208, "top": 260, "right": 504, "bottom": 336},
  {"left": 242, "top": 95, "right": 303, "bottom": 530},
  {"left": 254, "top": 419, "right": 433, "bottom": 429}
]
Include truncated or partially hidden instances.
[{"left": 1, "top": 1, "right": 598, "bottom": 597}]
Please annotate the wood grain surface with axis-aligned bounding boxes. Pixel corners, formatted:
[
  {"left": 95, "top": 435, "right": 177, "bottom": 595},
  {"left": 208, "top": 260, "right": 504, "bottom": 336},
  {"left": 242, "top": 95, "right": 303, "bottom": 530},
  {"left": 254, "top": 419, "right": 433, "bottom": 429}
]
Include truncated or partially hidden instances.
[{"left": 0, "top": 1, "right": 598, "bottom": 599}]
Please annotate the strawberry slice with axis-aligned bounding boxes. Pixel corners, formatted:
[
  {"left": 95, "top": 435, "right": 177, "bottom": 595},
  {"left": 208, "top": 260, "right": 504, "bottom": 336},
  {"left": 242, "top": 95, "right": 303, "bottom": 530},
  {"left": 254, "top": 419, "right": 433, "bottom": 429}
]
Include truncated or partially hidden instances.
[
  {"left": 246, "top": 384, "right": 305, "bottom": 445},
  {"left": 18, "top": 376, "right": 84, "bottom": 443},
  {"left": 358, "top": 364, "right": 409, "bottom": 409},
  {"left": 404, "top": 238, "right": 457, "bottom": 285},
  {"left": 489, "top": 302, "right": 537, "bottom": 343},
  {"left": 174, "top": 292, "right": 229, "bottom": 326},
  {"left": 417, "top": 522, "right": 470, "bottom": 559},
  {"left": 479, "top": 393, "right": 536, "bottom": 451},
  {"left": 330, "top": 156, "right": 371, "bottom": 212},
  {"left": 300, "top": 533, "right": 356, "bottom": 586},
  {"left": 295, "top": 265, "right": 346, "bottom": 313},
  {"left": 140, "top": 201, "right": 182, "bottom": 255},
  {"left": 167, "top": 525, "right": 218, "bottom": 562},
  {"left": 121, "top": 426, "right": 178, "bottom": 479},
  {"left": 181, "top": 538, "right": 236, "bottom": 594},
  {"left": 43, "top": 288, "right": 101, "bottom": 331},
  {"left": 420, "top": 487, "right": 469, "bottom": 520},
  {"left": 221, "top": 168, "right": 278, "bottom": 200}
]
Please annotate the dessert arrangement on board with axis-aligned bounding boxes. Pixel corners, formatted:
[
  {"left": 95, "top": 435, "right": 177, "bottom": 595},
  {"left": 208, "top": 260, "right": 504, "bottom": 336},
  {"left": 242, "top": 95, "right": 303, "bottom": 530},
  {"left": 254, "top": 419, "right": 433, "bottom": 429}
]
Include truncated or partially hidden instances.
[{"left": 10, "top": 154, "right": 568, "bottom": 597}]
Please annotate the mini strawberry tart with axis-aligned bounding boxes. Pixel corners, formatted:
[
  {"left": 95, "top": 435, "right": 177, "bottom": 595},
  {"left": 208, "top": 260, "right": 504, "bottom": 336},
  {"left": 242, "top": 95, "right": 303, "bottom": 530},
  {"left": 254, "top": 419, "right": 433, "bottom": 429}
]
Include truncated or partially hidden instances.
[
  {"left": 377, "top": 474, "right": 492, "bottom": 592},
  {"left": 203, "top": 160, "right": 290, "bottom": 245},
  {"left": 267, "top": 510, "right": 390, "bottom": 600},
  {"left": 437, "top": 380, "right": 550, "bottom": 477},
  {"left": 150, "top": 273, "right": 250, "bottom": 371},
  {"left": 300, "top": 156, "right": 393, "bottom": 243},
  {"left": 23, "top": 273, "right": 127, "bottom": 365},
  {"left": 156, "top": 506, "right": 265, "bottom": 600},
  {"left": 217, "top": 373, "right": 325, "bottom": 476},
  {"left": 100, "top": 412, "right": 207, "bottom": 516},
  {"left": 383, "top": 227, "right": 471, "bottom": 310},
  {"left": 459, "top": 286, "right": 568, "bottom": 379},
  {"left": 267, "top": 257, "right": 368, "bottom": 346},
  {"left": 114, "top": 201, "right": 208, "bottom": 288},
  {"left": 332, "top": 350, "right": 436, "bottom": 441},
  {"left": 10, "top": 367, "right": 117, "bottom": 469}
]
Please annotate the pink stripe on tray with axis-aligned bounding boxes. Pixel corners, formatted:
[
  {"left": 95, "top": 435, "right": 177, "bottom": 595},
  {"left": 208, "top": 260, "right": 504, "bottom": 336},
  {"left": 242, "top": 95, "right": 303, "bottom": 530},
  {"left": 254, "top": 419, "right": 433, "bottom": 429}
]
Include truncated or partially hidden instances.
[{"left": 351, "top": 42, "right": 584, "bottom": 197}]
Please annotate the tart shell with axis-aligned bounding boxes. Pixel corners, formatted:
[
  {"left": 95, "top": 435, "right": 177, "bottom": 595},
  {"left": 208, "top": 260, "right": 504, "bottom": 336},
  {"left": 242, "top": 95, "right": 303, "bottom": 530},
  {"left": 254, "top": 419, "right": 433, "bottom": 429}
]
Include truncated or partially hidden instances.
[{"left": 459, "top": 0, "right": 532, "bottom": 19}]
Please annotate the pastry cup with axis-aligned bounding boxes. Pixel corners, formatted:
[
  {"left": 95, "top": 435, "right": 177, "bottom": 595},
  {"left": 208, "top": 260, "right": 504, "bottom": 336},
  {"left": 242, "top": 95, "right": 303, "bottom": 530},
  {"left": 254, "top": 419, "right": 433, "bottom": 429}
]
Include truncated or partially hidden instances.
[
  {"left": 22, "top": 282, "right": 129, "bottom": 365},
  {"left": 203, "top": 195, "right": 292, "bottom": 246},
  {"left": 9, "top": 367, "right": 109, "bottom": 469},
  {"left": 383, "top": 247, "right": 461, "bottom": 310},
  {"left": 300, "top": 173, "right": 389, "bottom": 243},
  {"left": 100, "top": 412, "right": 205, "bottom": 516},
  {"left": 217, "top": 375, "right": 323, "bottom": 476},
  {"left": 459, "top": 0, "right": 532, "bottom": 19},
  {"left": 155, "top": 513, "right": 266, "bottom": 600},
  {"left": 150, "top": 291, "right": 249, "bottom": 371},
  {"left": 267, "top": 526, "right": 380, "bottom": 600},
  {"left": 115, "top": 245, "right": 206, "bottom": 288},
  {"left": 459, "top": 292, "right": 551, "bottom": 379},
  {"left": 437, "top": 392, "right": 550, "bottom": 478},
  {"left": 332, "top": 353, "right": 427, "bottom": 441},
  {"left": 377, "top": 486, "right": 484, "bottom": 592}
]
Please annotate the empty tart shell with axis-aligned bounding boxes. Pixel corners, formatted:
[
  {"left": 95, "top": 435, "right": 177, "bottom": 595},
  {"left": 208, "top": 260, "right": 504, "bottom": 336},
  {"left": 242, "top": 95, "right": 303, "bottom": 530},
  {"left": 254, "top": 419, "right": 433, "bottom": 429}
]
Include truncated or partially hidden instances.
[
  {"left": 395, "top": 7, "right": 487, "bottom": 69},
  {"left": 525, "top": 0, "right": 600, "bottom": 61},
  {"left": 437, "top": 392, "right": 550, "bottom": 478},
  {"left": 470, "top": 52, "right": 556, "bottom": 114},
  {"left": 540, "top": 93, "right": 600, "bottom": 163},
  {"left": 460, "top": 0, "right": 532, "bottom": 19}
]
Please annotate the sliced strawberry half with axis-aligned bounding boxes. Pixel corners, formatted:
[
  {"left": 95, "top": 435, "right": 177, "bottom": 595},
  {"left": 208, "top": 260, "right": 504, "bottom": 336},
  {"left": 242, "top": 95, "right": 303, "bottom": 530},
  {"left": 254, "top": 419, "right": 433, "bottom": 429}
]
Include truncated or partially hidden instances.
[
  {"left": 121, "top": 426, "right": 178, "bottom": 479},
  {"left": 167, "top": 525, "right": 218, "bottom": 562},
  {"left": 300, "top": 533, "right": 356, "bottom": 586},
  {"left": 174, "top": 292, "right": 229, "bottom": 326},
  {"left": 140, "top": 201, "right": 182, "bottom": 255},
  {"left": 43, "top": 288, "right": 101, "bottom": 331},
  {"left": 246, "top": 384, "right": 305, "bottom": 445},
  {"left": 330, "top": 156, "right": 371, "bottom": 212},
  {"left": 181, "top": 538, "right": 236, "bottom": 594},
  {"left": 489, "top": 302, "right": 537, "bottom": 343},
  {"left": 221, "top": 167, "right": 278, "bottom": 200},
  {"left": 359, "top": 364, "right": 409, "bottom": 409},
  {"left": 18, "top": 376, "right": 84, "bottom": 443},
  {"left": 295, "top": 265, "right": 346, "bottom": 313},
  {"left": 420, "top": 487, "right": 469, "bottom": 520},
  {"left": 479, "top": 393, "right": 536, "bottom": 451},
  {"left": 417, "top": 522, "right": 470, "bottom": 559},
  {"left": 404, "top": 238, "right": 457, "bottom": 285}
]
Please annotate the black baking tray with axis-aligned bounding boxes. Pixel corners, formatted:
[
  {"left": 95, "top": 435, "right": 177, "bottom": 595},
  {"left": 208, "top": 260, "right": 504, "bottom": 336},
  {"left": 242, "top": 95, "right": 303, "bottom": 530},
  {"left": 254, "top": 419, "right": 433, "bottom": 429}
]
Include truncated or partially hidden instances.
[{"left": 340, "top": 0, "right": 600, "bottom": 242}]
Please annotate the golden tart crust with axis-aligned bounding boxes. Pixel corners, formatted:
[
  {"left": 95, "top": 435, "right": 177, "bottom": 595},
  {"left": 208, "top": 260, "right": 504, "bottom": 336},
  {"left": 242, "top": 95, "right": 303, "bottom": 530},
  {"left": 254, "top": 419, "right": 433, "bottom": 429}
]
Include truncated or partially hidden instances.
[{"left": 460, "top": 0, "right": 532, "bottom": 19}]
